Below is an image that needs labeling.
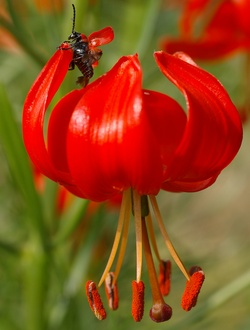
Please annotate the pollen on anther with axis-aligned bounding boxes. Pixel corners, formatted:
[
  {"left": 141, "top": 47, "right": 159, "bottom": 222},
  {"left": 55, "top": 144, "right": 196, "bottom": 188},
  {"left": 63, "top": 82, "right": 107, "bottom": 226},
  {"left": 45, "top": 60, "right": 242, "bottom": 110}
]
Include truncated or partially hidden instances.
[
  {"left": 86, "top": 280, "right": 107, "bottom": 320},
  {"left": 105, "top": 272, "right": 119, "bottom": 310},
  {"left": 181, "top": 267, "right": 205, "bottom": 311},
  {"left": 131, "top": 280, "right": 145, "bottom": 322},
  {"left": 159, "top": 260, "right": 171, "bottom": 296}
]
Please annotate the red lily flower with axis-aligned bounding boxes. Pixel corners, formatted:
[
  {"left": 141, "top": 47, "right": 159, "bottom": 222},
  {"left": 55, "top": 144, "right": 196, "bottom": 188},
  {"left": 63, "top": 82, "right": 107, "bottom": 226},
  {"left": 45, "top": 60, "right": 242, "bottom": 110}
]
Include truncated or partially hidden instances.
[
  {"left": 161, "top": 0, "right": 250, "bottom": 60},
  {"left": 23, "top": 37, "right": 242, "bottom": 321}
]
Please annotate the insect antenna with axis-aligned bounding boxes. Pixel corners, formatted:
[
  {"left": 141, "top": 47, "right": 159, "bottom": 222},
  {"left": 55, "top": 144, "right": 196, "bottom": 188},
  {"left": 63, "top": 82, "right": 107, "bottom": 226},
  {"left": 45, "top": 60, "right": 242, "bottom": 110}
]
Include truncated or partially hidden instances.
[{"left": 71, "top": 4, "right": 76, "bottom": 34}]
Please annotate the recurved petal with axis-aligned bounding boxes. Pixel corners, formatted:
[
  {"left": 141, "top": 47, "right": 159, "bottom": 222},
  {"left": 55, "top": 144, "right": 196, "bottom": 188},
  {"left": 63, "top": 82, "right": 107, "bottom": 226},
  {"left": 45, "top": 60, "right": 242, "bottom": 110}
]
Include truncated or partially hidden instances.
[
  {"left": 67, "top": 55, "right": 163, "bottom": 202},
  {"left": 168, "top": 0, "right": 250, "bottom": 61},
  {"left": 161, "top": 174, "right": 219, "bottom": 192},
  {"left": 154, "top": 51, "right": 242, "bottom": 191},
  {"left": 22, "top": 45, "right": 75, "bottom": 186},
  {"left": 160, "top": 35, "right": 249, "bottom": 61}
]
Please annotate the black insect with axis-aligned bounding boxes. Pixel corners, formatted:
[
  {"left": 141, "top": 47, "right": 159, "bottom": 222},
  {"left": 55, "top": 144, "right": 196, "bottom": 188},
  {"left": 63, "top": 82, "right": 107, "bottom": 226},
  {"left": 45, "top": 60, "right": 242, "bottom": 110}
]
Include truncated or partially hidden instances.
[{"left": 66, "top": 4, "right": 103, "bottom": 87}]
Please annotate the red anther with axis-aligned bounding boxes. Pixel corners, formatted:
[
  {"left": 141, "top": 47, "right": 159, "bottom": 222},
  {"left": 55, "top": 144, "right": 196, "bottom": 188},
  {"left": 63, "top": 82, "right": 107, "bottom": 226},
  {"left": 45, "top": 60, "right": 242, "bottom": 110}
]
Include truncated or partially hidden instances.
[
  {"left": 149, "top": 301, "right": 172, "bottom": 322},
  {"left": 181, "top": 267, "right": 205, "bottom": 311},
  {"left": 131, "top": 280, "right": 145, "bottom": 322},
  {"left": 158, "top": 260, "right": 171, "bottom": 296},
  {"left": 86, "top": 280, "right": 107, "bottom": 320},
  {"left": 105, "top": 272, "right": 119, "bottom": 310}
]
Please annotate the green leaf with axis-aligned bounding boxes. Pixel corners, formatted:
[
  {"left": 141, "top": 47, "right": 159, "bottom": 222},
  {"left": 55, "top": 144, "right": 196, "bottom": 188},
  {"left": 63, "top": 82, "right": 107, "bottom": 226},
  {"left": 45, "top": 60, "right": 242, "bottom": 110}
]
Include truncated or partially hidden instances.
[{"left": 0, "top": 84, "right": 46, "bottom": 244}]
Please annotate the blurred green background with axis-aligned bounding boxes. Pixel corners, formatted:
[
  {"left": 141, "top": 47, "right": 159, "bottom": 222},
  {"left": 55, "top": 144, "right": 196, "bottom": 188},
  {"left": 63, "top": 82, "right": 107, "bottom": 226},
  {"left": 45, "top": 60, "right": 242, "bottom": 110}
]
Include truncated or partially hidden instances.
[{"left": 0, "top": 0, "right": 249, "bottom": 329}]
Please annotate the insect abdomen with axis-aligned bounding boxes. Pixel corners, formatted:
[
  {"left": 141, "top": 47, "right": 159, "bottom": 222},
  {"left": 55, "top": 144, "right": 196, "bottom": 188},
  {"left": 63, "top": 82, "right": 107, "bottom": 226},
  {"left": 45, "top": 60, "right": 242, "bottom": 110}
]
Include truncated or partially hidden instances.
[{"left": 75, "top": 60, "right": 93, "bottom": 86}]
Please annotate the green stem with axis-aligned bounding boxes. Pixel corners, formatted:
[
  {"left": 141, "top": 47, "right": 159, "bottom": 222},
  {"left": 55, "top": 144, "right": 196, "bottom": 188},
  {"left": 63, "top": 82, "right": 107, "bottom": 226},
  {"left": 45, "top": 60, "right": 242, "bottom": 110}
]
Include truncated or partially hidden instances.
[{"left": 22, "top": 244, "right": 49, "bottom": 330}]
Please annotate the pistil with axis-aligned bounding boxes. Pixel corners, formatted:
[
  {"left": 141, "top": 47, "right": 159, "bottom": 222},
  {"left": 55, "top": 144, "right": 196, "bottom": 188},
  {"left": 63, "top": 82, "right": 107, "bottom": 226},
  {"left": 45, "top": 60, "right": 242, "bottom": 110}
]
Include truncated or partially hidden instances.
[{"left": 142, "top": 216, "right": 172, "bottom": 322}]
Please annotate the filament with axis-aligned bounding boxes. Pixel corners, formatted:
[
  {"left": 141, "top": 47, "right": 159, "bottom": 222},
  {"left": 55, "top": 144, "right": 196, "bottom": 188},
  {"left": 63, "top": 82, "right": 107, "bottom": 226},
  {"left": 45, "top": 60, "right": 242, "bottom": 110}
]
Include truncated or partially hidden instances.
[
  {"left": 113, "top": 194, "right": 131, "bottom": 282},
  {"left": 149, "top": 195, "right": 190, "bottom": 281},
  {"left": 141, "top": 218, "right": 164, "bottom": 303},
  {"left": 98, "top": 189, "right": 130, "bottom": 287},
  {"left": 132, "top": 189, "right": 143, "bottom": 283},
  {"left": 146, "top": 213, "right": 161, "bottom": 262}
]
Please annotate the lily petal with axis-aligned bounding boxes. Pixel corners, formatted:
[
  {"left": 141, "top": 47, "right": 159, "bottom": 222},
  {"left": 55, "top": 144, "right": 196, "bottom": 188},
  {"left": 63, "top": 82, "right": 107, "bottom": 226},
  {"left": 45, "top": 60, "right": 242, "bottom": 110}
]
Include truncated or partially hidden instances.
[
  {"left": 66, "top": 55, "right": 163, "bottom": 201},
  {"left": 22, "top": 45, "right": 75, "bottom": 185},
  {"left": 154, "top": 51, "right": 242, "bottom": 191},
  {"left": 162, "top": 0, "right": 250, "bottom": 60},
  {"left": 142, "top": 89, "right": 186, "bottom": 170},
  {"left": 160, "top": 36, "right": 249, "bottom": 61}
]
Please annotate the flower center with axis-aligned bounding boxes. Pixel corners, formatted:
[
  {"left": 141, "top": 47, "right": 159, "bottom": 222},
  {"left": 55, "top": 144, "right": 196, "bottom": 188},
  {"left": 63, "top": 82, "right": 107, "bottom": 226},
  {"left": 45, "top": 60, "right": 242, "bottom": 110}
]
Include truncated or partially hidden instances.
[{"left": 85, "top": 188, "right": 205, "bottom": 322}]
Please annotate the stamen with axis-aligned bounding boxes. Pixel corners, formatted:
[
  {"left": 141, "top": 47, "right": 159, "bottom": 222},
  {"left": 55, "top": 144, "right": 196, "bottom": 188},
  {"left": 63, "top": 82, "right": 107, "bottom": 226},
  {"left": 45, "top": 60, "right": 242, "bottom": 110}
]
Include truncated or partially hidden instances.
[
  {"left": 146, "top": 214, "right": 171, "bottom": 296},
  {"left": 146, "top": 213, "right": 161, "bottom": 262},
  {"left": 149, "top": 195, "right": 190, "bottom": 281},
  {"left": 132, "top": 189, "right": 143, "bottom": 283},
  {"left": 113, "top": 195, "right": 131, "bottom": 281},
  {"left": 159, "top": 260, "right": 171, "bottom": 296},
  {"left": 142, "top": 218, "right": 172, "bottom": 323},
  {"left": 105, "top": 272, "right": 119, "bottom": 310},
  {"left": 98, "top": 189, "right": 130, "bottom": 287},
  {"left": 86, "top": 280, "right": 106, "bottom": 320},
  {"left": 131, "top": 280, "right": 145, "bottom": 322},
  {"left": 181, "top": 266, "right": 205, "bottom": 311}
]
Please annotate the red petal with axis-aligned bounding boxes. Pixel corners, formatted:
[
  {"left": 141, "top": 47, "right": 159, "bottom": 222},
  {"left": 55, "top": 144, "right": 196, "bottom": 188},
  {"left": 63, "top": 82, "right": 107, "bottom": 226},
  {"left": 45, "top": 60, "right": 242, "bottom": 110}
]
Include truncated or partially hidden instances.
[
  {"left": 22, "top": 45, "right": 75, "bottom": 185},
  {"left": 202, "top": 0, "right": 250, "bottom": 37},
  {"left": 161, "top": 175, "right": 218, "bottom": 192},
  {"left": 48, "top": 89, "right": 84, "bottom": 173},
  {"left": 179, "top": 0, "right": 210, "bottom": 37},
  {"left": 142, "top": 89, "right": 186, "bottom": 172},
  {"left": 160, "top": 36, "right": 249, "bottom": 61},
  {"left": 164, "top": 0, "right": 250, "bottom": 61},
  {"left": 47, "top": 88, "right": 89, "bottom": 198},
  {"left": 88, "top": 26, "right": 114, "bottom": 47},
  {"left": 154, "top": 51, "right": 242, "bottom": 191},
  {"left": 66, "top": 55, "right": 163, "bottom": 201}
]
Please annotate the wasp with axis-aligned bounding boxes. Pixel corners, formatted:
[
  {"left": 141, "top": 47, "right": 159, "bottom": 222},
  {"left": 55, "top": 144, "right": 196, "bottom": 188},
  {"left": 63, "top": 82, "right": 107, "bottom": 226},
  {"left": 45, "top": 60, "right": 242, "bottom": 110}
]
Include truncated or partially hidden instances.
[{"left": 61, "top": 4, "right": 114, "bottom": 87}]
